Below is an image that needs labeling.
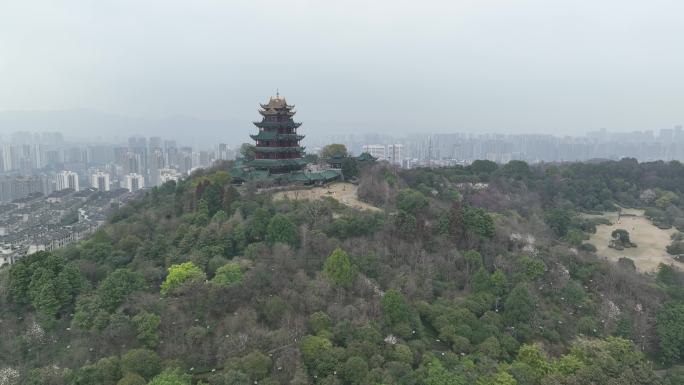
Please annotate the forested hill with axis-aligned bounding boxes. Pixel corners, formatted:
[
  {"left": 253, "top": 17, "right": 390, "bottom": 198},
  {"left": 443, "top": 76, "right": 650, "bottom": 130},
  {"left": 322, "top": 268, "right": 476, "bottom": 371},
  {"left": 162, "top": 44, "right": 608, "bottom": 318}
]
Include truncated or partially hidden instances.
[{"left": 1, "top": 158, "right": 684, "bottom": 385}]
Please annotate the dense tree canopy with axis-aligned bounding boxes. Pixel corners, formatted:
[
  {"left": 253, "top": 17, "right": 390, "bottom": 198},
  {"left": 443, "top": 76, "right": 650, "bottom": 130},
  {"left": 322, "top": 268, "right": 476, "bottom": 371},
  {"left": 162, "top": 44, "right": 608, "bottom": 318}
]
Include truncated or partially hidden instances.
[
  {"left": 160, "top": 262, "right": 206, "bottom": 295},
  {"left": 210, "top": 262, "right": 244, "bottom": 287},
  {"left": 319, "top": 143, "right": 348, "bottom": 158},
  {"left": 98, "top": 269, "right": 145, "bottom": 312},
  {"left": 239, "top": 143, "right": 256, "bottom": 161},
  {"left": 323, "top": 248, "right": 357, "bottom": 288},
  {"left": 1, "top": 158, "right": 683, "bottom": 385},
  {"left": 8, "top": 252, "right": 82, "bottom": 317},
  {"left": 265, "top": 213, "right": 298, "bottom": 247},
  {"left": 657, "top": 302, "right": 684, "bottom": 363}
]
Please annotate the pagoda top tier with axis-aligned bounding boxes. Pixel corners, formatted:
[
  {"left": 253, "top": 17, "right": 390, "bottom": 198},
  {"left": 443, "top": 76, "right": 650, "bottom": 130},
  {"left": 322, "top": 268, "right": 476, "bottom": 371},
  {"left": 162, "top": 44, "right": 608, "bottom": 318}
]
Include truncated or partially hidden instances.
[{"left": 259, "top": 95, "right": 296, "bottom": 115}]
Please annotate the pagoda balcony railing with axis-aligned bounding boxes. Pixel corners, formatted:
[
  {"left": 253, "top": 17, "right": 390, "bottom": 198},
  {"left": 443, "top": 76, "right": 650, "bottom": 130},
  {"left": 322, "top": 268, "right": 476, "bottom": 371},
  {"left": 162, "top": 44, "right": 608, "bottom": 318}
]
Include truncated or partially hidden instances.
[
  {"left": 254, "top": 141, "right": 301, "bottom": 147},
  {"left": 253, "top": 146, "right": 305, "bottom": 153},
  {"left": 253, "top": 121, "right": 302, "bottom": 129},
  {"left": 248, "top": 158, "right": 307, "bottom": 168},
  {"left": 250, "top": 133, "right": 304, "bottom": 141},
  {"left": 254, "top": 154, "right": 302, "bottom": 160},
  {"left": 254, "top": 152, "right": 305, "bottom": 160}
]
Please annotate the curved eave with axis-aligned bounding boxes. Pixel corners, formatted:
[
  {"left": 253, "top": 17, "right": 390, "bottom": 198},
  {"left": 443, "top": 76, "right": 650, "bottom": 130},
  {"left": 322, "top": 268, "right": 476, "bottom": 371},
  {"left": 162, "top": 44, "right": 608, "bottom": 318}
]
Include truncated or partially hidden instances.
[
  {"left": 260, "top": 103, "right": 295, "bottom": 109},
  {"left": 253, "top": 121, "right": 302, "bottom": 129},
  {"left": 250, "top": 133, "right": 305, "bottom": 141},
  {"left": 250, "top": 133, "right": 270, "bottom": 141},
  {"left": 254, "top": 146, "right": 306, "bottom": 153},
  {"left": 259, "top": 109, "right": 297, "bottom": 117},
  {"left": 248, "top": 158, "right": 307, "bottom": 168}
]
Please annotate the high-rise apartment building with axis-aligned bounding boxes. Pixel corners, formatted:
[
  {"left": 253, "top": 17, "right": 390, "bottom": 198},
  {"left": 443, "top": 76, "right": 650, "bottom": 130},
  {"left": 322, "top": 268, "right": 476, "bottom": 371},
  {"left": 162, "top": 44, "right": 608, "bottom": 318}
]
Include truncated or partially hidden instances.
[
  {"left": 90, "top": 172, "right": 111, "bottom": 191},
  {"left": 148, "top": 149, "right": 165, "bottom": 187},
  {"left": 149, "top": 136, "right": 163, "bottom": 150},
  {"left": 387, "top": 144, "right": 404, "bottom": 165},
  {"left": 216, "top": 143, "right": 234, "bottom": 161},
  {"left": 2, "top": 144, "right": 16, "bottom": 171},
  {"left": 362, "top": 144, "right": 386, "bottom": 160},
  {"left": 0, "top": 176, "right": 45, "bottom": 202},
  {"left": 124, "top": 173, "right": 144, "bottom": 192},
  {"left": 57, "top": 171, "right": 79, "bottom": 191}
]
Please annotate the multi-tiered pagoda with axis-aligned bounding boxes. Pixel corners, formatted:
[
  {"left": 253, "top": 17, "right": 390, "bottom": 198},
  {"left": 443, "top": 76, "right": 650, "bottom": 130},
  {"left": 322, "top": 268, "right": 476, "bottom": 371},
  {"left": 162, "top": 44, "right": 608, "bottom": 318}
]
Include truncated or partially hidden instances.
[{"left": 248, "top": 94, "right": 306, "bottom": 173}]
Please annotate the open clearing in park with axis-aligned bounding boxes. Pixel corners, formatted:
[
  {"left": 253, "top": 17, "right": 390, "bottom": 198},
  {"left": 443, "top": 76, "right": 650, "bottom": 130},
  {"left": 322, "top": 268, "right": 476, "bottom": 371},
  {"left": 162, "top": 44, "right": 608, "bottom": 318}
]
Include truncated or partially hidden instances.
[
  {"left": 272, "top": 182, "right": 381, "bottom": 212},
  {"left": 583, "top": 208, "right": 684, "bottom": 272}
]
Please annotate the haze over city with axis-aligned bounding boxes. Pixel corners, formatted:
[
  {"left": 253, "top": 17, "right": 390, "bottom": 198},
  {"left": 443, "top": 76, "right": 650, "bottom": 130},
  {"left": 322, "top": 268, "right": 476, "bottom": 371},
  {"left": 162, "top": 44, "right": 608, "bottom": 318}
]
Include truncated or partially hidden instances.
[{"left": 2, "top": 0, "right": 683, "bottom": 145}]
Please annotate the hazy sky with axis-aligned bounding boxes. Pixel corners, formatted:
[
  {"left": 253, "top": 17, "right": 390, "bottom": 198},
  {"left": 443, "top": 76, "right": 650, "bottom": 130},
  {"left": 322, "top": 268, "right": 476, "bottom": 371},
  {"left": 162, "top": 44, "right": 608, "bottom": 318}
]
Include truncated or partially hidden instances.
[{"left": 1, "top": 0, "right": 683, "bottom": 142}]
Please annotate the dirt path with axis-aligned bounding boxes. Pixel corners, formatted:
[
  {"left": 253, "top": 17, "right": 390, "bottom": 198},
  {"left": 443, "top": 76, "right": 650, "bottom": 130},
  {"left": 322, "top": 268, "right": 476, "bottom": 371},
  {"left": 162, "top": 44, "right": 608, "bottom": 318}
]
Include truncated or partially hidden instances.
[
  {"left": 273, "top": 182, "right": 381, "bottom": 212},
  {"left": 584, "top": 208, "right": 684, "bottom": 272}
]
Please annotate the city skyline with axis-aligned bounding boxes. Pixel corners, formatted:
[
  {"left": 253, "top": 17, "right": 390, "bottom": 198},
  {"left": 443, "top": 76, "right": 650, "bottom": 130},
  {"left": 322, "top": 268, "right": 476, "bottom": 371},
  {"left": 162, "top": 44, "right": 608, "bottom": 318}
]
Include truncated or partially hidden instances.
[
  {"left": 3, "top": 108, "right": 683, "bottom": 149},
  {"left": 3, "top": 122, "right": 684, "bottom": 204}
]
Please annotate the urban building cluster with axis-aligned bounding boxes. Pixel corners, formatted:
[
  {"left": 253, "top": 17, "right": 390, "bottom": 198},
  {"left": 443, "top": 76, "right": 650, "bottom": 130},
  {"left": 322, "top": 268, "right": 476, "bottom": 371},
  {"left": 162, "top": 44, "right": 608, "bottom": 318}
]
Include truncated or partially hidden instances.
[
  {"left": 0, "top": 132, "right": 238, "bottom": 203},
  {"left": 329, "top": 126, "right": 684, "bottom": 168},
  {"left": 0, "top": 187, "right": 139, "bottom": 267},
  {"left": 361, "top": 144, "right": 404, "bottom": 166},
  {"left": 4, "top": 124, "right": 684, "bottom": 203}
]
